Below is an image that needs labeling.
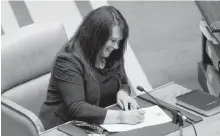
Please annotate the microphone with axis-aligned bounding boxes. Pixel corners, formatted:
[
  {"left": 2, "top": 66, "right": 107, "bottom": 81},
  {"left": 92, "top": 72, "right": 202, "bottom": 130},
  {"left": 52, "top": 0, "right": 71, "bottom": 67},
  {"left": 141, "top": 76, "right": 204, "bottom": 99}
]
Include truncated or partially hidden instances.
[{"left": 137, "top": 86, "right": 191, "bottom": 123}]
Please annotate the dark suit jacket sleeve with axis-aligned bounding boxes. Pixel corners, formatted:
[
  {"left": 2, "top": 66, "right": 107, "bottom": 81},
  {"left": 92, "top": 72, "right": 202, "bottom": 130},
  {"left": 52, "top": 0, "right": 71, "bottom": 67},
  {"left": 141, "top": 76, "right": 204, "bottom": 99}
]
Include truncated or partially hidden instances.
[
  {"left": 117, "top": 59, "right": 131, "bottom": 95},
  {"left": 53, "top": 55, "right": 107, "bottom": 124}
]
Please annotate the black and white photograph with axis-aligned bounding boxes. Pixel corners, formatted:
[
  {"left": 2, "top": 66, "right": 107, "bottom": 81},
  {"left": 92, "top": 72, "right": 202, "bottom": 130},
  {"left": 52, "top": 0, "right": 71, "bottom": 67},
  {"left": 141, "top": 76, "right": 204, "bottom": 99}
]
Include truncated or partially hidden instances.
[{"left": 1, "top": 0, "right": 220, "bottom": 136}]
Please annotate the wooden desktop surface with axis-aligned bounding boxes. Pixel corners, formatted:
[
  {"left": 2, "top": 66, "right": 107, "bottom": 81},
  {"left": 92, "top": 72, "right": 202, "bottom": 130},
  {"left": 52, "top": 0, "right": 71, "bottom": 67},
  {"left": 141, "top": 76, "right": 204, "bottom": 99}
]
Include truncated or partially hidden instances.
[{"left": 39, "top": 83, "right": 220, "bottom": 136}]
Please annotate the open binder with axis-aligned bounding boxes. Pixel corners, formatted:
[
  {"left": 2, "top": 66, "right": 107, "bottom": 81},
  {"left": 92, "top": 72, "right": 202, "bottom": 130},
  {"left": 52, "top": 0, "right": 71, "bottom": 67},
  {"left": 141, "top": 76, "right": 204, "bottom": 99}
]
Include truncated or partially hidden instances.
[{"left": 196, "top": 1, "right": 220, "bottom": 44}]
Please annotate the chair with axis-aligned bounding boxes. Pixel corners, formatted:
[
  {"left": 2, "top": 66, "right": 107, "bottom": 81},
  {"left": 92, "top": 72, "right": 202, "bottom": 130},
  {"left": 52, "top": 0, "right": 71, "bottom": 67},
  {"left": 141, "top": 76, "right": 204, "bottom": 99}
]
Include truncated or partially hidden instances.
[
  {"left": 1, "top": 20, "right": 152, "bottom": 136},
  {"left": 1, "top": 22, "right": 68, "bottom": 136}
]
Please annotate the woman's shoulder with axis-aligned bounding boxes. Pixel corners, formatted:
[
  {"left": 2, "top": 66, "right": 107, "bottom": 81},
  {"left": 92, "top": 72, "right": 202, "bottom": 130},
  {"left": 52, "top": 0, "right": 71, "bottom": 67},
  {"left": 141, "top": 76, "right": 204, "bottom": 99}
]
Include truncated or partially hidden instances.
[
  {"left": 54, "top": 48, "right": 88, "bottom": 73},
  {"left": 56, "top": 50, "right": 81, "bottom": 62}
]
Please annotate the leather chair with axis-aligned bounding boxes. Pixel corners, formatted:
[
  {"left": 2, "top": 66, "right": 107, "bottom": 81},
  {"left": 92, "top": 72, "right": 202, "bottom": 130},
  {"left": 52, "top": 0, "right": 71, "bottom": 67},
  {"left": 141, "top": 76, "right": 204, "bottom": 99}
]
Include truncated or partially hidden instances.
[{"left": 1, "top": 22, "right": 68, "bottom": 136}]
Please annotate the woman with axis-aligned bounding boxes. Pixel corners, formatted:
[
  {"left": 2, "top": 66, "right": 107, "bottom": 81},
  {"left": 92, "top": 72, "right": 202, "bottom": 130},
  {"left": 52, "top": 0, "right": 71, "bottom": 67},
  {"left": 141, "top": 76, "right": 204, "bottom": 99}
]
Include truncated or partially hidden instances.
[{"left": 39, "top": 6, "right": 145, "bottom": 130}]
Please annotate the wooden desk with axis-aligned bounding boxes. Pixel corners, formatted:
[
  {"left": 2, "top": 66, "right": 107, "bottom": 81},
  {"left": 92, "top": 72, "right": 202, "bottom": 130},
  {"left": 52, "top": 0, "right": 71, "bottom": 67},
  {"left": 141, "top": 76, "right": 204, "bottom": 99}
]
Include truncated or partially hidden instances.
[{"left": 39, "top": 83, "right": 220, "bottom": 136}]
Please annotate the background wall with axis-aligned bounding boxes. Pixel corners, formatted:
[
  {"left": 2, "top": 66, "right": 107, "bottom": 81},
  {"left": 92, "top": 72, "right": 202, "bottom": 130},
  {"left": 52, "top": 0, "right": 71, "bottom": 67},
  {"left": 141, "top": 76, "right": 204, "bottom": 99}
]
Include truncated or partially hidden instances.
[
  {"left": 1, "top": 1, "right": 203, "bottom": 91},
  {"left": 108, "top": 1, "right": 202, "bottom": 90}
]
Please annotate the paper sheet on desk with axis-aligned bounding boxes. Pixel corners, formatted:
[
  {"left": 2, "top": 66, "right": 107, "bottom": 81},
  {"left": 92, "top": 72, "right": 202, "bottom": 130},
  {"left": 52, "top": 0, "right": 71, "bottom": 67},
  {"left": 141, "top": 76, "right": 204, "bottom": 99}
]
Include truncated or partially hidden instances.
[{"left": 101, "top": 105, "right": 172, "bottom": 132}]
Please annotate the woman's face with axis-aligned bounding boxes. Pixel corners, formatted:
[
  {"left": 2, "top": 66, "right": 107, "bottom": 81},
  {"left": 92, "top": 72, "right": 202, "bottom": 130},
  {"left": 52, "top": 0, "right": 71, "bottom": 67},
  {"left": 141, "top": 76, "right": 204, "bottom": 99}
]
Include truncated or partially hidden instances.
[{"left": 101, "top": 25, "right": 123, "bottom": 58}]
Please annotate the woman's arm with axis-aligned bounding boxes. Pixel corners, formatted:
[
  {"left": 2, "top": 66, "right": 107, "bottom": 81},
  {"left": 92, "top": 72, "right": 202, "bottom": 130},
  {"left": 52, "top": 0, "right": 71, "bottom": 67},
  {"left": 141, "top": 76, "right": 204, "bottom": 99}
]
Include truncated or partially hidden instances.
[
  {"left": 116, "top": 59, "right": 139, "bottom": 110},
  {"left": 54, "top": 55, "right": 107, "bottom": 124},
  {"left": 104, "top": 109, "right": 145, "bottom": 124},
  {"left": 117, "top": 59, "right": 131, "bottom": 95}
]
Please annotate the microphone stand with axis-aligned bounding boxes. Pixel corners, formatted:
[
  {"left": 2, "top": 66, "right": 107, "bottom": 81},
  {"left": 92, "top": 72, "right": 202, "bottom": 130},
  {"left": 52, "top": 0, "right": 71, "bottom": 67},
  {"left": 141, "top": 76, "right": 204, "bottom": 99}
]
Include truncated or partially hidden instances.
[
  {"left": 172, "top": 111, "right": 184, "bottom": 136},
  {"left": 137, "top": 86, "right": 188, "bottom": 136}
]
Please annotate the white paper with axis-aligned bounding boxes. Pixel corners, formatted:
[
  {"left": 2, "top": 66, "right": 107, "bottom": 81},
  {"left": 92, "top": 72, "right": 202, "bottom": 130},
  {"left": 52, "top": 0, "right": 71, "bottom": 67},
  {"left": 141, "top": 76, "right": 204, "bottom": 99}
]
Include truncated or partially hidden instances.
[{"left": 101, "top": 105, "right": 172, "bottom": 132}]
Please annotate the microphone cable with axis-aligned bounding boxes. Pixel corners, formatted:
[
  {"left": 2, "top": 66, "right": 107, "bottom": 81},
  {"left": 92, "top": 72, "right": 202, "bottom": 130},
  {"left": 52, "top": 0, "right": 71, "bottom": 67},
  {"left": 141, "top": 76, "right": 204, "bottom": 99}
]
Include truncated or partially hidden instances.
[{"left": 187, "top": 120, "right": 198, "bottom": 136}]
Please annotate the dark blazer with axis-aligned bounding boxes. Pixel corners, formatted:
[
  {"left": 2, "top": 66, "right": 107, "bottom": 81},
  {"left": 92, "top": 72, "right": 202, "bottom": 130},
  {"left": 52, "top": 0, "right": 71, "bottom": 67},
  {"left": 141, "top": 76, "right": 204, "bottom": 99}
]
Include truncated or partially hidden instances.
[{"left": 39, "top": 46, "right": 131, "bottom": 130}]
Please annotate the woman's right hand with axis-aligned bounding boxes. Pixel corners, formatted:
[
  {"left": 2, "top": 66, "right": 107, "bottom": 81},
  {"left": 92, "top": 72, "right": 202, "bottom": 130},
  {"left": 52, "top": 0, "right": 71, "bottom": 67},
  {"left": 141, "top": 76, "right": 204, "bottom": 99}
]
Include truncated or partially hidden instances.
[{"left": 121, "top": 110, "right": 145, "bottom": 125}]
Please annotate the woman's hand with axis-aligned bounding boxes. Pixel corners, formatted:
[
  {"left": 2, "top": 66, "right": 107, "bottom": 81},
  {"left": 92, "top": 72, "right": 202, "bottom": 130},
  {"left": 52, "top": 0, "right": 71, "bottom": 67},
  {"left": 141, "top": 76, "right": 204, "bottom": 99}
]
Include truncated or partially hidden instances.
[
  {"left": 117, "top": 90, "right": 139, "bottom": 110},
  {"left": 120, "top": 110, "right": 145, "bottom": 124}
]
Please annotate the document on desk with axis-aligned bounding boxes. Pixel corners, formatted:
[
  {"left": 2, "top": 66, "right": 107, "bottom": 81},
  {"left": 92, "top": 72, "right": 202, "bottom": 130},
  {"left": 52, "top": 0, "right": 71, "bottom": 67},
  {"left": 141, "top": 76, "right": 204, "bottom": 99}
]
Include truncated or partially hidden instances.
[{"left": 101, "top": 105, "right": 172, "bottom": 132}]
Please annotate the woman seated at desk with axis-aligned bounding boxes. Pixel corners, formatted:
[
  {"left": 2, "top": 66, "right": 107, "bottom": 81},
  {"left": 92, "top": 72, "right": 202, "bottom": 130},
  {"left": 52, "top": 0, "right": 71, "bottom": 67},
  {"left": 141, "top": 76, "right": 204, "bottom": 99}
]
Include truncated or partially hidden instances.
[{"left": 39, "top": 6, "right": 145, "bottom": 130}]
